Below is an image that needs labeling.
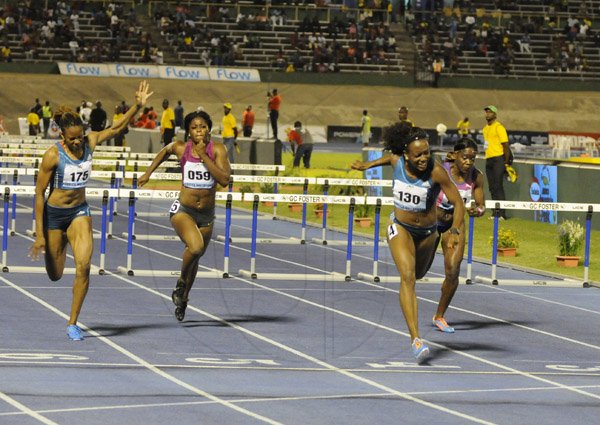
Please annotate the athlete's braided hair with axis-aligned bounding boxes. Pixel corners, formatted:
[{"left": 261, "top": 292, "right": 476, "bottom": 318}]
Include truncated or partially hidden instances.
[
  {"left": 453, "top": 137, "right": 479, "bottom": 152},
  {"left": 382, "top": 122, "right": 429, "bottom": 155}
]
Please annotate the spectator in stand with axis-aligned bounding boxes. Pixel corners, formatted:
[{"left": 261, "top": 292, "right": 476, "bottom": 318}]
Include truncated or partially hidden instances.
[
  {"left": 174, "top": 100, "right": 184, "bottom": 129},
  {"left": 267, "top": 88, "right": 281, "bottom": 140},
  {"left": 517, "top": 33, "right": 531, "bottom": 53},
  {"left": 27, "top": 107, "right": 41, "bottom": 136},
  {"left": 242, "top": 105, "right": 255, "bottom": 137},
  {"left": 1, "top": 45, "right": 12, "bottom": 62},
  {"left": 160, "top": 99, "right": 175, "bottom": 146},
  {"left": 89, "top": 101, "right": 107, "bottom": 132}
]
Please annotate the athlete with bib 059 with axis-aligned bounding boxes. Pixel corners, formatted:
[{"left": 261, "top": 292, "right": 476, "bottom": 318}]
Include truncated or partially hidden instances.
[
  {"left": 351, "top": 122, "right": 464, "bottom": 363},
  {"left": 138, "top": 110, "right": 231, "bottom": 322},
  {"left": 29, "top": 81, "right": 153, "bottom": 341}
]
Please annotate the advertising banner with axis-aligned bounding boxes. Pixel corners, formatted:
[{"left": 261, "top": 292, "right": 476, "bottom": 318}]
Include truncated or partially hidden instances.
[
  {"left": 530, "top": 164, "right": 558, "bottom": 224},
  {"left": 365, "top": 149, "right": 383, "bottom": 197},
  {"left": 327, "top": 126, "right": 383, "bottom": 144},
  {"left": 58, "top": 63, "right": 260, "bottom": 83},
  {"left": 207, "top": 67, "right": 261, "bottom": 82}
]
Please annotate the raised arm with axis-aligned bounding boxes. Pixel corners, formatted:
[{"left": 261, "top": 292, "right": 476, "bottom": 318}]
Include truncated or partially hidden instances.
[
  {"left": 29, "top": 148, "right": 59, "bottom": 260},
  {"left": 467, "top": 169, "right": 486, "bottom": 217},
  {"left": 137, "top": 142, "right": 179, "bottom": 187},
  {"left": 434, "top": 163, "right": 465, "bottom": 249},
  {"left": 88, "top": 80, "right": 153, "bottom": 149},
  {"left": 351, "top": 152, "right": 395, "bottom": 171}
]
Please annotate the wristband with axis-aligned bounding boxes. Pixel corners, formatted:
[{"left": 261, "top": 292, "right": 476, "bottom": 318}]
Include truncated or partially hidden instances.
[{"left": 449, "top": 227, "right": 460, "bottom": 235}]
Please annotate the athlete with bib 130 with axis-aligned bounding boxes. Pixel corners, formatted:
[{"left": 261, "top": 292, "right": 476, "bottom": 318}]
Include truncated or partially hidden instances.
[
  {"left": 29, "top": 81, "right": 153, "bottom": 341},
  {"left": 351, "top": 122, "right": 464, "bottom": 363},
  {"left": 138, "top": 110, "right": 231, "bottom": 322}
]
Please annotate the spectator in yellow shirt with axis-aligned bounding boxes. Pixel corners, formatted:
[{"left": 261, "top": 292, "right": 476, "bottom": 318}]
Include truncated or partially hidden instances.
[
  {"left": 222, "top": 102, "right": 238, "bottom": 163},
  {"left": 456, "top": 117, "right": 470, "bottom": 137},
  {"left": 160, "top": 99, "right": 175, "bottom": 146},
  {"left": 483, "top": 105, "right": 510, "bottom": 219},
  {"left": 27, "top": 107, "right": 40, "bottom": 135}
]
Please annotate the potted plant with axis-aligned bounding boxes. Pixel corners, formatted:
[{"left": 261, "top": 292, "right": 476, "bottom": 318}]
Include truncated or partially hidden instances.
[
  {"left": 489, "top": 228, "right": 519, "bottom": 256},
  {"left": 353, "top": 202, "right": 374, "bottom": 227},
  {"left": 313, "top": 203, "right": 329, "bottom": 218},
  {"left": 556, "top": 219, "right": 585, "bottom": 267}
]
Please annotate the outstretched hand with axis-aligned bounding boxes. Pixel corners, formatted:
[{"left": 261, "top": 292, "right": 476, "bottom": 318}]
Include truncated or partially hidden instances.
[
  {"left": 351, "top": 160, "right": 367, "bottom": 171},
  {"left": 135, "top": 80, "right": 154, "bottom": 108}
]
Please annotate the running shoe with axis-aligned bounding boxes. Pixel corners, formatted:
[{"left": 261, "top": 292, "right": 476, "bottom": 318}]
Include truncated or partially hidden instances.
[
  {"left": 432, "top": 317, "right": 455, "bottom": 333},
  {"left": 172, "top": 279, "right": 188, "bottom": 322},
  {"left": 411, "top": 338, "right": 430, "bottom": 363},
  {"left": 67, "top": 324, "right": 84, "bottom": 341}
]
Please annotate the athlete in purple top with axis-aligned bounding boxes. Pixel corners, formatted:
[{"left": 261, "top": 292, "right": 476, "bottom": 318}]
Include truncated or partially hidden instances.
[
  {"left": 139, "top": 110, "right": 231, "bottom": 321},
  {"left": 433, "top": 137, "right": 485, "bottom": 333}
]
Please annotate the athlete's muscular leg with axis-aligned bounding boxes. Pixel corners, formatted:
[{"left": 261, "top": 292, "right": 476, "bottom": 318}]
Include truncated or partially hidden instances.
[
  {"left": 66, "top": 217, "right": 93, "bottom": 325},
  {"left": 171, "top": 213, "right": 213, "bottom": 300}
]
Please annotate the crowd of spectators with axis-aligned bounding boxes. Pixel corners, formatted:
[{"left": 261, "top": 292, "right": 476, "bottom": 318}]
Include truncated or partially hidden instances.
[
  {"left": 412, "top": 0, "right": 598, "bottom": 76},
  {"left": 0, "top": 1, "right": 163, "bottom": 64},
  {"left": 154, "top": 0, "right": 398, "bottom": 72}
]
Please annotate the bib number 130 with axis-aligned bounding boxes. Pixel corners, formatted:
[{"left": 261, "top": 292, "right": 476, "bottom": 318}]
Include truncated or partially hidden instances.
[{"left": 396, "top": 191, "right": 421, "bottom": 205}]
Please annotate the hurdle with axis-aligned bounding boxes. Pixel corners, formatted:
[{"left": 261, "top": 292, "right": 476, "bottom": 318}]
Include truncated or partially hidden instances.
[
  {"left": 218, "top": 176, "right": 317, "bottom": 245},
  {"left": 475, "top": 200, "right": 598, "bottom": 287},
  {"left": 116, "top": 188, "right": 241, "bottom": 277},
  {"left": 355, "top": 194, "right": 474, "bottom": 285},
  {"left": 237, "top": 193, "right": 363, "bottom": 281},
  {"left": 0, "top": 185, "right": 116, "bottom": 274},
  {"left": 312, "top": 177, "right": 393, "bottom": 246}
]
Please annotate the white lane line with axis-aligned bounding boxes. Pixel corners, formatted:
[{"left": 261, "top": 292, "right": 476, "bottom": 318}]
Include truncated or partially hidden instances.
[
  {"left": 0, "top": 275, "right": 282, "bottom": 425},
  {"left": 477, "top": 286, "right": 600, "bottom": 315},
  {"left": 0, "top": 391, "right": 58, "bottom": 425},
  {"left": 2, "top": 383, "right": 600, "bottom": 419},
  {"left": 101, "top": 270, "right": 496, "bottom": 425}
]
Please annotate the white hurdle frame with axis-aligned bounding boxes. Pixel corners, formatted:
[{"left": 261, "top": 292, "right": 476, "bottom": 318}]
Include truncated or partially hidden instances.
[
  {"left": 0, "top": 185, "right": 118, "bottom": 274},
  {"left": 116, "top": 189, "right": 242, "bottom": 277},
  {"left": 476, "top": 200, "right": 600, "bottom": 288},
  {"left": 237, "top": 192, "right": 361, "bottom": 281}
]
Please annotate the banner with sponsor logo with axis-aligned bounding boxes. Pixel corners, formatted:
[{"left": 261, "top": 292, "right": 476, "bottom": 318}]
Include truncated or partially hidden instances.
[
  {"left": 58, "top": 62, "right": 260, "bottom": 82},
  {"left": 327, "top": 126, "right": 383, "bottom": 144},
  {"left": 530, "top": 164, "right": 557, "bottom": 224},
  {"left": 207, "top": 67, "right": 261, "bottom": 82},
  {"left": 548, "top": 131, "right": 600, "bottom": 154}
]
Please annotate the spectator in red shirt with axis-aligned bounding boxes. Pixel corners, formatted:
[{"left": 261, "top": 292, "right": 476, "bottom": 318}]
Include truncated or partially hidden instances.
[
  {"left": 267, "top": 88, "right": 281, "bottom": 140},
  {"left": 288, "top": 121, "right": 313, "bottom": 168},
  {"left": 242, "top": 105, "right": 255, "bottom": 137}
]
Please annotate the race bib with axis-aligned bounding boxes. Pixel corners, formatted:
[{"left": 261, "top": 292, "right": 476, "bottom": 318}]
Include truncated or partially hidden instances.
[
  {"left": 170, "top": 199, "right": 181, "bottom": 213},
  {"left": 62, "top": 160, "right": 92, "bottom": 189},
  {"left": 183, "top": 161, "right": 214, "bottom": 189},
  {"left": 387, "top": 223, "right": 399, "bottom": 240},
  {"left": 393, "top": 180, "right": 428, "bottom": 212}
]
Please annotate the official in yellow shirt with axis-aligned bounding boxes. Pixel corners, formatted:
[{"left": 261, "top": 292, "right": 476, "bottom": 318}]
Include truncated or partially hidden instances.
[
  {"left": 27, "top": 108, "right": 40, "bottom": 136},
  {"left": 160, "top": 99, "right": 175, "bottom": 146},
  {"left": 456, "top": 117, "right": 470, "bottom": 136},
  {"left": 222, "top": 102, "right": 238, "bottom": 163},
  {"left": 483, "top": 105, "right": 510, "bottom": 219}
]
